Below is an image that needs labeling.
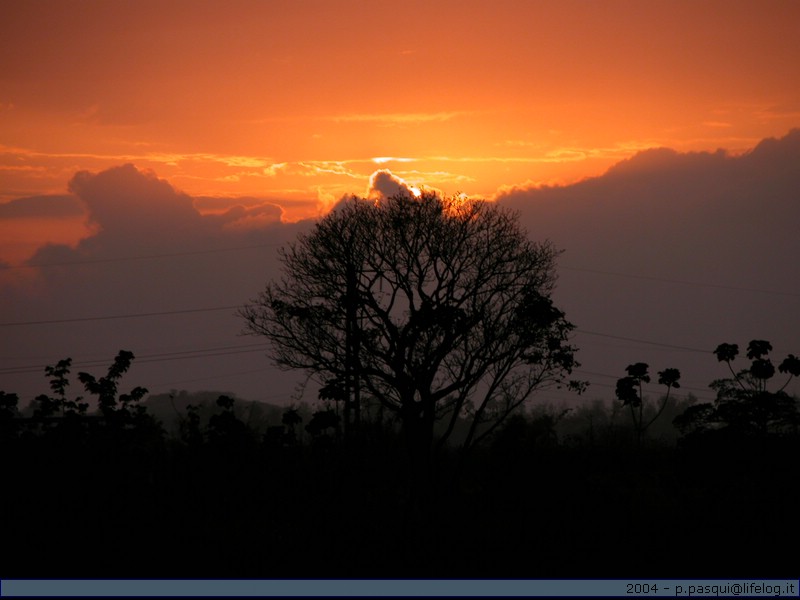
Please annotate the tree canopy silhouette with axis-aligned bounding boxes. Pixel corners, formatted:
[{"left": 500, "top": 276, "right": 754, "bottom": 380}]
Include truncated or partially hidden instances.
[
  {"left": 673, "top": 340, "right": 800, "bottom": 439},
  {"left": 240, "top": 191, "right": 581, "bottom": 473}
]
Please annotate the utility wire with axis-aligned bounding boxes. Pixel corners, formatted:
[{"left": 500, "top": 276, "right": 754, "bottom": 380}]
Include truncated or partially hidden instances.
[
  {"left": 0, "top": 300, "right": 716, "bottom": 359},
  {"left": 569, "top": 376, "right": 715, "bottom": 402},
  {"left": 574, "top": 329, "right": 710, "bottom": 353},
  {"left": 0, "top": 243, "right": 282, "bottom": 270},
  {"left": 0, "top": 305, "right": 243, "bottom": 327},
  {"left": 0, "top": 342, "right": 269, "bottom": 375},
  {"left": 573, "top": 368, "right": 712, "bottom": 396},
  {"left": 0, "top": 341, "right": 264, "bottom": 370},
  {"left": 3, "top": 240, "right": 796, "bottom": 298},
  {"left": 561, "top": 265, "right": 799, "bottom": 298}
]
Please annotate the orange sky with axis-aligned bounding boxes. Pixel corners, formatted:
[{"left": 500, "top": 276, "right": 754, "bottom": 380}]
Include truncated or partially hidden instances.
[{"left": 2, "top": 0, "right": 799, "bottom": 247}]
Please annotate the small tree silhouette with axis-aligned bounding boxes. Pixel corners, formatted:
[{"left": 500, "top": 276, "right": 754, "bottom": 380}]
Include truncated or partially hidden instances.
[
  {"left": 615, "top": 363, "right": 681, "bottom": 446},
  {"left": 32, "top": 358, "right": 89, "bottom": 422},
  {"left": 207, "top": 395, "right": 251, "bottom": 453},
  {"left": 78, "top": 350, "right": 150, "bottom": 428},
  {"left": 305, "top": 408, "right": 340, "bottom": 440},
  {"left": 673, "top": 340, "right": 800, "bottom": 439},
  {"left": 0, "top": 390, "right": 20, "bottom": 439},
  {"left": 281, "top": 407, "right": 303, "bottom": 444},
  {"left": 179, "top": 403, "right": 204, "bottom": 447}
]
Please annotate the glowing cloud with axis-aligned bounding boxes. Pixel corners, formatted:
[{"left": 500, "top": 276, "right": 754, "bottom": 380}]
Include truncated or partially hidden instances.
[
  {"left": 372, "top": 157, "right": 416, "bottom": 164},
  {"left": 367, "top": 170, "right": 420, "bottom": 200},
  {"left": 333, "top": 112, "right": 468, "bottom": 125}
]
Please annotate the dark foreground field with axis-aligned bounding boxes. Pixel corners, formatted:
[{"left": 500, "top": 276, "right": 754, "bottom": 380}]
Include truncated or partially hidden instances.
[{"left": 3, "top": 408, "right": 797, "bottom": 579}]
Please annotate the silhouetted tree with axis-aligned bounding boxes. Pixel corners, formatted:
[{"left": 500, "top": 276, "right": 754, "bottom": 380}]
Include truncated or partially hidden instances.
[
  {"left": 240, "top": 192, "right": 582, "bottom": 484},
  {"left": 674, "top": 340, "right": 800, "bottom": 439},
  {"left": 281, "top": 407, "right": 303, "bottom": 443},
  {"left": 78, "top": 350, "right": 151, "bottom": 428},
  {"left": 0, "top": 390, "right": 18, "bottom": 420},
  {"left": 305, "top": 408, "right": 340, "bottom": 439},
  {"left": 0, "top": 390, "right": 20, "bottom": 440},
  {"left": 179, "top": 403, "right": 204, "bottom": 447},
  {"left": 31, "top": 358, "right": 88, "bottom": 421},
  {"left": 615, "top": 363, "right": 681, "bottom": 446},
  {"left": 207, "top": 394, "right": 250, "bottom": 448},
  {"left": 492, "top": 407, "right": 571, "bottom": 457}
]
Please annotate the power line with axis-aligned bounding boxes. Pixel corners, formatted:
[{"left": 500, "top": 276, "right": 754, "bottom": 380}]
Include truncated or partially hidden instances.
[
  {"left": 0, "top": 243, "right": 282, "bottom": 270},
  {"left": 573, "top": 368, "right": 712, "bottom": 396},
  {"left": 561, "top": 265, "right": 800, "bottom": 298},
  {"left": 0, "top": 342, "right": 269, "bottom": 375},
  {"left": 575, "top": 336, "right": 695, "bottom": 354},
  {"left": 4, "top": 238, "right": 796, "bottom": 299},
  {"left": 574, "top": 329, "right": 710, "bottom": 353},
  {"left": 135, "top": 346, "right": 268, "bottom": 366},
  {"left": 0, "top": 305, "right": 243, "bottom": 327},
  {"left": 0, "top": 340, "right": 261, "bottom": 367},
  {"left": 0, "top": 298, "right": 714, "bottom": 359},
  {"left": 569, "top": 377, "right": 715, "bottom": 402}
]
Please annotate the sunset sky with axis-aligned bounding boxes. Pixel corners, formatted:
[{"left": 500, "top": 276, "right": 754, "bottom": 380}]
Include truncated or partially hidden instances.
[
  {"left": 1, "top": 1, "right": 799, "bottom": 407},
  {"left": 3, "top": 1, "right": 800, "bottom": 217}
]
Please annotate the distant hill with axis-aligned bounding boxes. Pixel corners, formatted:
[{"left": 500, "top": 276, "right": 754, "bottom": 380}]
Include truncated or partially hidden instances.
[{"left": 142, "top": 390, "right": 300, "bottom": 436}]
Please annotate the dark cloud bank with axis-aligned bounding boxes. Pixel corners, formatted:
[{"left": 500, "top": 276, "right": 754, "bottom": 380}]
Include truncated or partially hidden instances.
[
  {"left": 498, "top": 129, "right": 800, "bottom": 399},
  {"left": 0, "top": 194, "right": 84, "bottom": 219},
  {"left": 2, "top": 130, "right": 798, "bottom": 406}
]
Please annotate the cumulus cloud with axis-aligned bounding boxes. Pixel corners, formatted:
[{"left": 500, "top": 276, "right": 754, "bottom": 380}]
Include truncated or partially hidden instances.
[
  {"left": 191, "top": 196, "right": 284, "bottom": 226},
  {"left": 366, "top": 169, "right": 420, "bottom": 200},
  {"left": 0, "top": 195, "right": 85, "bottom": 219},
  {"left": 10, "top": 163, "right": 298, "bottom": 279},
  {"left": 9, "top": 164, "right": 287, "bottom": 254},
  {"left": 215, "top": 203, "right": 284, "bottom": 230},
  {"left": 68, "top": 164, "right": 203, "bottom": 239},
  {"left": 495, "top": 129, "right": 800, "bottom": 401},
  {"left": 497, "top": 129, "right": 800, "bottom": 270},
  {"left": 192, "top": 196, "right": 260, "bottom": 212},
  {"left": 1, "top": 163, "right": 315, "bottom": 407}
]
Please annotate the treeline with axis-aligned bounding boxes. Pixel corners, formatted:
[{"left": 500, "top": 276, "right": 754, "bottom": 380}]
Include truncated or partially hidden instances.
[{"left": 2, "top": 347, "right": 799, "bottom": 578}]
